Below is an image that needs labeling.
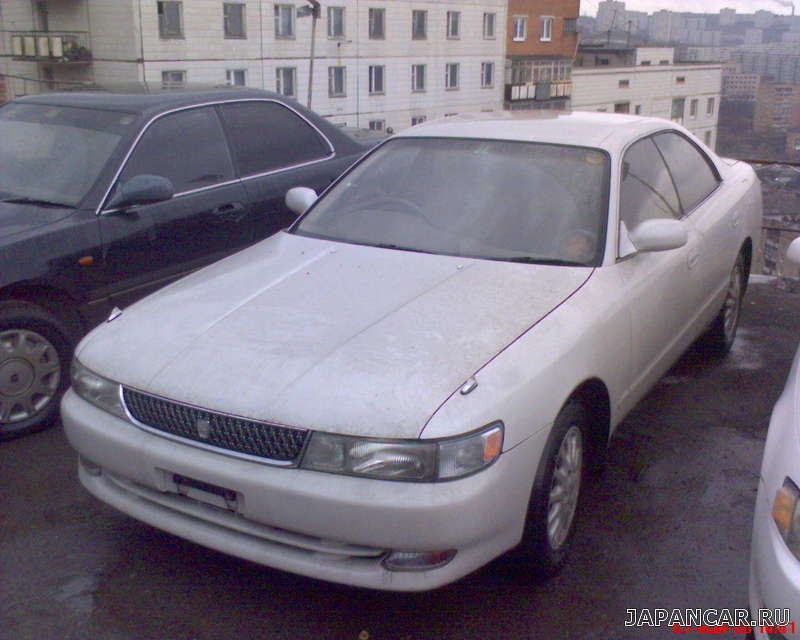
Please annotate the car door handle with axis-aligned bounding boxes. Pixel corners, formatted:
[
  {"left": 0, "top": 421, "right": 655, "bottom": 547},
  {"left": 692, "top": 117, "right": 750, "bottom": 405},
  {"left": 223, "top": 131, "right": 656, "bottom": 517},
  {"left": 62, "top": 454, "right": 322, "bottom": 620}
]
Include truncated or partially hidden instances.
[
  {"left": 687, "top": 250, "right": 701, "bottom": 270},
  {"left": 211, "top": 202, "right": 246, "bottom": 221}
]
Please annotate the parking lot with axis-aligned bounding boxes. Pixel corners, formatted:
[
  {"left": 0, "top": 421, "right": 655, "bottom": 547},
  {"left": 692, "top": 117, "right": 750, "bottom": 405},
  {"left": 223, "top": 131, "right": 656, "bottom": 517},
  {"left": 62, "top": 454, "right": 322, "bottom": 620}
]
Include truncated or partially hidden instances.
[{"left": 2, "top": 280, "right": 799, "bottom": 640}]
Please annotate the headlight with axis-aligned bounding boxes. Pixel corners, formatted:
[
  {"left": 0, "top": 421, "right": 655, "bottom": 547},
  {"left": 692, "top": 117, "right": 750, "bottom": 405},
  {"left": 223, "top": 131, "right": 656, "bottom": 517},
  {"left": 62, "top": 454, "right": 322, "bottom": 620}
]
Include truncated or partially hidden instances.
[
  {"left": 301, "top": 422, "right": 503, "bottom": 482},
  {"left": 773, "top": 477, "right": 800, "bottom": 559},
  {"left": 70, "top": 358, "right": 127, "bottom": 420}
]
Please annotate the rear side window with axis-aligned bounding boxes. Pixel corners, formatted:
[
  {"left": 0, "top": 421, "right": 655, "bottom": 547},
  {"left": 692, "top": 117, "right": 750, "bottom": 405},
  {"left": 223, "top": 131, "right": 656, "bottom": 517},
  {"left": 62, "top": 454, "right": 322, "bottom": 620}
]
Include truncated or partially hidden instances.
[
  {"left": 120, "top": 107, "right": 234, "bottom": 194},
  {"left": 652, "top": 132, "right": 720, "bottom": 213},
  {"left": 219, "top": 101, "right": 331, "bottom": 176},
  {"left": 619, "top": 137, "right": 681, "bottom": 229}
]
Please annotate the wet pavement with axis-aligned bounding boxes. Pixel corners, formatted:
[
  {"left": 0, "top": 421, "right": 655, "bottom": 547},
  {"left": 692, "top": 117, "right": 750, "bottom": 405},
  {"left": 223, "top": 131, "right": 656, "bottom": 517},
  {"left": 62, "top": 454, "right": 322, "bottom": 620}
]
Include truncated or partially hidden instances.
[{"left": 2, "top": 281, "right": 799, "bottom": 640}]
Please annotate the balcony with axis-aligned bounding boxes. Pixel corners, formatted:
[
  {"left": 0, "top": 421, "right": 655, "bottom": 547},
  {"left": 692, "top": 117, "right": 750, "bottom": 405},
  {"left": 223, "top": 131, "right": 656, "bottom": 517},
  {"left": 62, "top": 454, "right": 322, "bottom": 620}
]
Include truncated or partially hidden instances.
[
  {"left": 505, "top": 81, "right": 573, "bottom": 103},
  {"left": 8, "top": 30, "right": 92, "bottom": 64}
]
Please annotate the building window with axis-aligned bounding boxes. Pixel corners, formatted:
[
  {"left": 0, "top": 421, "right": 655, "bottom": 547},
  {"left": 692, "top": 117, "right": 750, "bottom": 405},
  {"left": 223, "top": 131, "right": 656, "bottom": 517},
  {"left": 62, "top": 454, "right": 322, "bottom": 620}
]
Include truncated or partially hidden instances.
[
  {"left": 641, "top": 60, "right": 651, "bottom": 66},
  {"left": 541, "top": 16, "right": 553, "bottom": 42},
  {"left": 161, "top": 70, "right": 186, "bottom": 89},
  {"left": 619, "top": 79, "right": 630, "bottom": 88},
  {"left": 564, "top": 18, "right": 577, "bottom": 34},
  {"left": 369, "top": 65, "right": 385, "bottom": 95},
  {"left": 157, "top": 1, "right": 183, "bottom": 38},
  {"left": 512, "top": 16, "right": 528, "bottom": 42},
  {"left": 707, "top": 97, "right": 716, "bottom": 115},
  {"left": 659, "top": 59, "right": 669, "bottom": 65},
  {"left": 690, "top": 98, "right": 699, "bottom": 117},
  {"left": 276, "top": 67, "right": 295, "bottom": 97},
  {"left": 635, "top": 104, "right": 643, "bottom": 115},
  {"left": 327, "top": 6, "right": 345, "bottom": 38},
  {"left": 445, "top": 63, "right": 459, "bottom": 90},
  {"left": 671, "top": 97, "right": 685, "bottom": 120},
  {"left": 483, "top": 13, "right": 496, "bottom": 38},
  {"left": 411, "top": 115, "right": 426, "bottom": 126},
  {"left": 447, "top": 11, "right": 460, "bottom": 38},
  {"left": 481, "top": 62, "right": 494, "bottom": 88},
  {"left": 676, "top": 76, "right": 686, "bottom": 84},
  {"left": 274, "top": 4, "right": 294, "bottom": 38},
  {"left": 369, "top": 8, "right": 385, "bottom": 39},
  {"left": 226, "top": 69, "right": 247, "bottom": 86},
  {"left": 411, "top": 64, "right": 426, "bottom": 92},
  {"left": 224, "top": 3, "right": 246, "bottom": 38},
  {"left": 412, "top": 10, "right": 427, "bottom": 40},
  {"left": 328, "top": 66, "right": 346, "bottom": 97},
  {"left": 368, "top": 119, "right": 385, "bottom": 131},
  {"left": 614, "top": 102, "right": 630, "bottom": 113}
]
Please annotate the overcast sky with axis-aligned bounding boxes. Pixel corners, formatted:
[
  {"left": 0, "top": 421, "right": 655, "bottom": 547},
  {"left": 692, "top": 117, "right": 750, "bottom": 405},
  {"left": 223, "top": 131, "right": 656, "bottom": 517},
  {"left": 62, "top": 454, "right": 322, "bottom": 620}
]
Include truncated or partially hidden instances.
[{"left": 581, "top": 0, "right": 797, "bottom": 16}]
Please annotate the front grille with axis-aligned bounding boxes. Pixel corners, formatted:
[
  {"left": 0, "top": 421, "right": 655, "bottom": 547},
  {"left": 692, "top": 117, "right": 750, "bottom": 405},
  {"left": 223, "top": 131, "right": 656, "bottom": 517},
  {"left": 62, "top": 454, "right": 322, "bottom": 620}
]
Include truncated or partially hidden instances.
[{"left": 122, "top": 388, "right": 308, "bottom": 462}]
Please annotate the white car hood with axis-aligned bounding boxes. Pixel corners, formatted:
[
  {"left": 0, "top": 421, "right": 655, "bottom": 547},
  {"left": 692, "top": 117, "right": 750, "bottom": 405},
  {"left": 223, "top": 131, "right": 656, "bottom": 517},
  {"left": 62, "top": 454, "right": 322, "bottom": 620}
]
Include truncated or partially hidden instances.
[{"left": 78, "top": 233, "right": 593, "bottom": 438}]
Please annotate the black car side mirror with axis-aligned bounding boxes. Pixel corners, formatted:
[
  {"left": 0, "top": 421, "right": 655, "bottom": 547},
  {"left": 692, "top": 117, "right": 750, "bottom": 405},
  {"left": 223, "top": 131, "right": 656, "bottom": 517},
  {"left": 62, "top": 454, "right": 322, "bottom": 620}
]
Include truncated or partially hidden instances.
[{"left": 108, "top": 175, "right": 174, "bottom": 210}]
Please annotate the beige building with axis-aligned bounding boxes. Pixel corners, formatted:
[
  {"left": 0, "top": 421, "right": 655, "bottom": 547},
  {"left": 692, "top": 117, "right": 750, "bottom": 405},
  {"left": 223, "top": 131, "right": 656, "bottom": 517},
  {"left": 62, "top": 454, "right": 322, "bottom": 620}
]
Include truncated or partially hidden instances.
[
  {"left": 573, "top": 48, "right": 721, "bottom": 148},
  {"left": 754, "top": 82, "right": 800, "bottom": 134},
  {"left": 0, "top": 0, "right": 507, "bottom": 131}
]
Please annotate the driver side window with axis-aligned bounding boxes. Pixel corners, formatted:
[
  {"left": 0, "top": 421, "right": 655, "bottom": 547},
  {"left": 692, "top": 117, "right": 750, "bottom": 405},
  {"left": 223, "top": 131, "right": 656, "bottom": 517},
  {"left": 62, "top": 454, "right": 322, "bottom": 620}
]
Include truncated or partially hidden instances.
[
  {"left": 619, "top": 137, "right": 681, "bottom": 232},
  {"left": 119, "top": 107, "right": 234, "bottom": 196}
]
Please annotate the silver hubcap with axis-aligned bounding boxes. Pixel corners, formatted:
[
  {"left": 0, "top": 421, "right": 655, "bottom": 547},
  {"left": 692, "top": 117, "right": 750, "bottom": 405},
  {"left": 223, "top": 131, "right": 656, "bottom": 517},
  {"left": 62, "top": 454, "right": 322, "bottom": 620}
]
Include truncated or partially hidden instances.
[
  {"left": 547, "top": 425, "right": 583, "bottom": 550},
  {"left": 0, "top": 329, "right": 61, "bottom": 425},
  {"left": 723, "top": 261, "right": 743, "bottom": 343}
]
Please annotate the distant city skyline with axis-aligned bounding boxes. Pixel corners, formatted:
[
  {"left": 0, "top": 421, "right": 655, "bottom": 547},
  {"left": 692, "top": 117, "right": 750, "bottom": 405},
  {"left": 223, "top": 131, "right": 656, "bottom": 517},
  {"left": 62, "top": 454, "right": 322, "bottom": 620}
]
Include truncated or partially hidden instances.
[{"left": 581, "top": 0, "right": 796, "bottom": 16}]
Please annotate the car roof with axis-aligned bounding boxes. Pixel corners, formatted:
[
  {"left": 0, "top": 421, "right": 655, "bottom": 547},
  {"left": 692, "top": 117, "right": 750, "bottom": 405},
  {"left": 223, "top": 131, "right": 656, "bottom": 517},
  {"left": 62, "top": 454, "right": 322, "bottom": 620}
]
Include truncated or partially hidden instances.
[
  {"left": 12, "top": 86, "right": 289, "bottom": 118},
  {"left": 400, "top": 111, "right": 679, "bottom": 154}
]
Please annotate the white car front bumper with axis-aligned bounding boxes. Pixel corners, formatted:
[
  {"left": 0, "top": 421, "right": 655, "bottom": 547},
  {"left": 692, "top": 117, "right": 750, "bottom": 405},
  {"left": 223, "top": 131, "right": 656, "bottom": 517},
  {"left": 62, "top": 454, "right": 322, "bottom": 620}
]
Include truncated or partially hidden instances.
[{"left": 62, "top": 389, "right": 549, "bottom": 591}]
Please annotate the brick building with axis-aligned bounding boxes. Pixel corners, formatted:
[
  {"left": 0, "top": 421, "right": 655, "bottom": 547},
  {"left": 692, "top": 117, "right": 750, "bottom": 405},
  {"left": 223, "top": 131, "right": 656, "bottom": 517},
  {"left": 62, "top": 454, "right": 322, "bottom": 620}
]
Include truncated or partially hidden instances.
[
  {"left": 504, "top": 0, "right": 580, "bottom": 110},
  {"left": 754, "top": 82, "right": 800, "bottom": 133}
]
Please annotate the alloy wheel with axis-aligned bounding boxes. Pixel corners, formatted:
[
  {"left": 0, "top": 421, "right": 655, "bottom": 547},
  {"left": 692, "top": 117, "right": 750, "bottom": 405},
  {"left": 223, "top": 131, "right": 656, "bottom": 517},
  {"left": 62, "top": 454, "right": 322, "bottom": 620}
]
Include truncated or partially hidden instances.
[{"left": 547, "top": 424, "right": 583, "bottom": 550}]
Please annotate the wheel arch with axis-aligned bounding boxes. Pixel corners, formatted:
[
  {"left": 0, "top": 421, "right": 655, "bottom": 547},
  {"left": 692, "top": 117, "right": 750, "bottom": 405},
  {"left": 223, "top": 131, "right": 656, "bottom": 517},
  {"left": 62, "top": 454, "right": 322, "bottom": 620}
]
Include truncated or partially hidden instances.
[
  {"left": 0, "top": 282, "right": 85, "bottom": 340},
  {"left": 564, "top": 377, "right": 611, "bottom": 464}
]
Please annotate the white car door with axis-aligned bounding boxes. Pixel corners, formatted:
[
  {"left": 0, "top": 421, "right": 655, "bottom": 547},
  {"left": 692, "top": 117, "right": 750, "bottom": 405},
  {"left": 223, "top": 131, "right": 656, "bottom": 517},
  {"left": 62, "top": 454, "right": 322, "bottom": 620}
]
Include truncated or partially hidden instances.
[
  {"left": 614, "top": 135, "right": 708, "bottom": 415},
  {"left": 650, "top": 131, "right": 731, "bottom": 323}
]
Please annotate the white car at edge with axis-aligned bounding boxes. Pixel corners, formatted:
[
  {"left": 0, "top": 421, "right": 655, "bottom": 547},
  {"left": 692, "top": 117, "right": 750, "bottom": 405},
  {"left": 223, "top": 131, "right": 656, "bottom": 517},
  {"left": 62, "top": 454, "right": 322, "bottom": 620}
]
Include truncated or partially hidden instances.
[
  {"left": 749, "top": 238, "right": 800, "bottom": 639},
  {"left": 62, "top": 112, "right": 762, "bottom": 591}
]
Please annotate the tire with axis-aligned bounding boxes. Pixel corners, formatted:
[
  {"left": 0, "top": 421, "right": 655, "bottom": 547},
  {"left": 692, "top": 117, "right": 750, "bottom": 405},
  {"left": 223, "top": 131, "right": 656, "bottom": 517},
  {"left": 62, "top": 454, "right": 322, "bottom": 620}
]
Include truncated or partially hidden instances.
[
  {"left": 518, "top": 400, "right": 589, "bottom": 576},
  {"left": 703, "top": 253, "right": 745, "bottom": 357},
  {"left": 0, "top": 301, "right": 73, "bottom": 440}
]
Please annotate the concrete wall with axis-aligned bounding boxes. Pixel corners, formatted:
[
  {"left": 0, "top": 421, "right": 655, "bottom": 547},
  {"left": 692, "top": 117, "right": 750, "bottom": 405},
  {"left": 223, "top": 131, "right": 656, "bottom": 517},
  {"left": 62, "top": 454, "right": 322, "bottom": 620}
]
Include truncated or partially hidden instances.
[{"left": 572, "top": 63, "right": 722, "bottom": 147}]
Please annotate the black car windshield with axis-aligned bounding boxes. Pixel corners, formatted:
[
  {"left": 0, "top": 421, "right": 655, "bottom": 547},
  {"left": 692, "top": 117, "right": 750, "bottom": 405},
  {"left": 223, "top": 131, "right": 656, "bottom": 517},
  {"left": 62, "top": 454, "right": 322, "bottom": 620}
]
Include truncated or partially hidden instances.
[
  {"left": 0, "top": 103, "right": 136, "bottom": 207},
  {"left": 294, "top": 137, "right": 610, "bottom": 266}
]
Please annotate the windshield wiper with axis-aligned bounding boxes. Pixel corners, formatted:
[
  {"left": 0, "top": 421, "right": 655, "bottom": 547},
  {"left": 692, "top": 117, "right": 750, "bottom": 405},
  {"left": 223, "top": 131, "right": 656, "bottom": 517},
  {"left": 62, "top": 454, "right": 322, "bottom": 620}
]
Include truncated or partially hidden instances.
[
  {"left": 1, "top": 197, "right": 73, "bottom": 209},
  {"left": 505, "top": 257, "right": 587, "bottom": 266}
]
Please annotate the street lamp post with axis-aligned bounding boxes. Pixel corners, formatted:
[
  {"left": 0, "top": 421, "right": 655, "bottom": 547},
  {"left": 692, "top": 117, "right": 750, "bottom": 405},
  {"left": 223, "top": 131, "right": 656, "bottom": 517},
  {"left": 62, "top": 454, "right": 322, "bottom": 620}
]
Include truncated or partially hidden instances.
[{"left": 298, "top": 1, "right": 320, "bottom": 109}]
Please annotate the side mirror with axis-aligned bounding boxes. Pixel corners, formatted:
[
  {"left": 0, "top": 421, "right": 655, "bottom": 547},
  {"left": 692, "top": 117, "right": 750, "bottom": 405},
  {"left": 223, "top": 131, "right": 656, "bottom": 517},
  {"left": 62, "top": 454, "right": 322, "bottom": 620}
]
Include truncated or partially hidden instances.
[
  {"left": 629, "top": 218, "right": 689, "bottom": 253},
  {"left": 787, "top": 237, "right": 800, "bottom": 266},
  {"left": 108, "top": 175, "right": 174, "bottom": 210},
  {"left": 285, "top": 187, "right": 317, "bottom": 215}
]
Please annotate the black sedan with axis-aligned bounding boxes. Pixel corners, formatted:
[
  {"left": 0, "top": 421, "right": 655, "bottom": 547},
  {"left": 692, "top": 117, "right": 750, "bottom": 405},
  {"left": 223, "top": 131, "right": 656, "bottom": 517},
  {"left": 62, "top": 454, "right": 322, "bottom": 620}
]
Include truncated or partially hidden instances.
[{"left": 0, "top": 87, "right": 370, "bottom": 438}]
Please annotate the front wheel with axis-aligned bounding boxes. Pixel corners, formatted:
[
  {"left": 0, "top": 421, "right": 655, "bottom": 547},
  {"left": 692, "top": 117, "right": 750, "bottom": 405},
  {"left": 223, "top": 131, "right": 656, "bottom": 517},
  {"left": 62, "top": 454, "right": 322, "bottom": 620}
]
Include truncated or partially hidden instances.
[
  {"left": 704, "top": 253, "right": 745, "bottom": 356},
  {"left": 518, "top": 401, "right": 589, "bottom": 575},
  {"left": 0, "top": 301, "right": 72, "bottom": 440}
]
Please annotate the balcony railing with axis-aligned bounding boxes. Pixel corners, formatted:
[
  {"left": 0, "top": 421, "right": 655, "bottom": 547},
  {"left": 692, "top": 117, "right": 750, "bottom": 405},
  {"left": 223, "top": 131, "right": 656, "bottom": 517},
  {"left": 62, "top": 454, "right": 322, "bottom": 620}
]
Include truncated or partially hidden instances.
[
  {"left": 505, "top": 81, "right": 573, "bottom": 103},
  {"left": 8, "top": 30, "right": 92, "bottom": 63}
]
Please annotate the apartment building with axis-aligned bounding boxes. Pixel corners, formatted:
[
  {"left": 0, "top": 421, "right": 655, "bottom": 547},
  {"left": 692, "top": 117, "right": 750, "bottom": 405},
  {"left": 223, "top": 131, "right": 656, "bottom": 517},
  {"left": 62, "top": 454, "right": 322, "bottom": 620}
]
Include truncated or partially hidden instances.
[
  {"left": 0, "top": 0, "right": 507, "bottom": 130},
  {"left": 504, "top": 0, "right": 579, "bottom": 110},
  {"left": 572, "top": 46, "right": 721, "bottom": 148},
  {"left": 754, "top": 82, "right": 800, "bottom": 134}
]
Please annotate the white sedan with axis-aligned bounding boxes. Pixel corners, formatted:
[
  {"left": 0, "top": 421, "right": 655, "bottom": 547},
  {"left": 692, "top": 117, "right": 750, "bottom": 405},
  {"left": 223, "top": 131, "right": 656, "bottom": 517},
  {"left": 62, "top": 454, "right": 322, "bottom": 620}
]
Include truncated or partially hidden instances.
[
  {"left": 62, "top": 113, "right": 762, "bottom": 591},
  {"left": 749, "top": 238, "right": 800, "bottom": 638}
]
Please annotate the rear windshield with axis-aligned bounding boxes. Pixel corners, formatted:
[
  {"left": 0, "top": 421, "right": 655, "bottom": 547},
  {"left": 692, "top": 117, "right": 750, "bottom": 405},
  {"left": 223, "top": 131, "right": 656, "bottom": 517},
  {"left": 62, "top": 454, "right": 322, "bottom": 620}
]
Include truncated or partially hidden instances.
[{"left": 294, "top": 137, "right": 610, "bottom": 266}]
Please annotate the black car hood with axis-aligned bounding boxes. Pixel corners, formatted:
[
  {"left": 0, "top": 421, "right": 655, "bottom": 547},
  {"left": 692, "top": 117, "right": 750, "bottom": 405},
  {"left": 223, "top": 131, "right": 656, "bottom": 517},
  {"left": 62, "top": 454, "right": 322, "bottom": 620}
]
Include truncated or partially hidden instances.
[{"left": 0, "top": 201, "right": 76, "bottom": 240}]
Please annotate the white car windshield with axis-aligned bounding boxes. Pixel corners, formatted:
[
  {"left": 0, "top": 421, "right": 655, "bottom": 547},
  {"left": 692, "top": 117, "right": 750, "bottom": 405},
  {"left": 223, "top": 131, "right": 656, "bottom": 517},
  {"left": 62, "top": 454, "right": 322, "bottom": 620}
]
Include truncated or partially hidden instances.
[
  {"left": 294, "top": 137, "right": 610, "bottom": 266},
  {"left": 0, "top": 103, "right": 135, "bottom": 207}
]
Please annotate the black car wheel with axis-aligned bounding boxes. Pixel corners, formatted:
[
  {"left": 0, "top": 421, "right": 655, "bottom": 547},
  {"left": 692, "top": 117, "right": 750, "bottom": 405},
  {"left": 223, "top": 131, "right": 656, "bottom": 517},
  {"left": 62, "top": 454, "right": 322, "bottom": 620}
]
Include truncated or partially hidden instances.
[
  {"left": 0, "top": 301, "right": 72, "bottom": 440},
  {"left": 519, "top": 400, "right": 589, "bottom": 575}
]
